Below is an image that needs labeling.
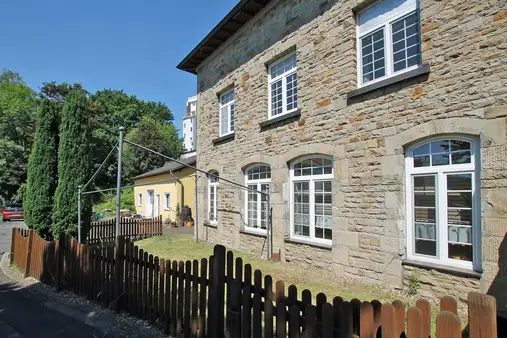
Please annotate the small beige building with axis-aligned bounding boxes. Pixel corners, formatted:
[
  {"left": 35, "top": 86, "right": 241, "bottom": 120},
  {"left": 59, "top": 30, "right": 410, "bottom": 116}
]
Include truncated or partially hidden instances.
[{"left": 133, "top": 156, "right": 196, "bottom": 223}]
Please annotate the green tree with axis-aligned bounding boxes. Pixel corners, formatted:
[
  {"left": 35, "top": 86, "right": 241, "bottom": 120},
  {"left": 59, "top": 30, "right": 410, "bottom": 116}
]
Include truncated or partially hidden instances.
[
  {"left": 123, "top": 116, "right": 183, "bottom": 180},
  {"left": 40, "top": 81, "right": 86, "bottom": 102},
  {"left": 0, "top": 139, "right": 28, "bottom": 203},
  {"left": 24, "top": 100, "right": 59, "bottom": 239},
  {"left": 0, "top": 69, "right": 37, "bottom": 202},
  {"left": 52, "top": 91, "right": 91, "bottom": 239},
  {"left": 89, "top": 90, "right": 175, "bottom": 188}
]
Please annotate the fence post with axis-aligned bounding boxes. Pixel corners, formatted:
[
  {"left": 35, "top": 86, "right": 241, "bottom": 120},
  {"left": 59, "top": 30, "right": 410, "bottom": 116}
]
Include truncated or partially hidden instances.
[
  {"left": 226, "top": 279, "right": 242, "bottom": 338},
  {"left": 468, "top": 292, "right": 497, "bottom": 338},
  {"left": 115, "top": 235, "right": 126, "bottom": 312},
  {"left": 55, "top": 233, "right": 64, "bottom": 292},
  {"left": 23, "top": 230, "right": 34, "bottom": 278},
  {"left": 210, "top": 245, "right": 226, "bottom": 338}
]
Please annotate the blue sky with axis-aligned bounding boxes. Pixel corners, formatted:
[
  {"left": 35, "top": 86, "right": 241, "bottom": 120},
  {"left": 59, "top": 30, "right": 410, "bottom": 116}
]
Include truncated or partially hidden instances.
[{"left": 0, "top": 0, "right": 238, "bottom": 135}]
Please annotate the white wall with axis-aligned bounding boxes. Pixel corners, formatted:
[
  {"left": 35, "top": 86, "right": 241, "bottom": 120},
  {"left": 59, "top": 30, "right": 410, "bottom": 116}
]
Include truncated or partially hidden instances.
[{"left": 183, "top": 96, "right": 197, "bottom": 152}]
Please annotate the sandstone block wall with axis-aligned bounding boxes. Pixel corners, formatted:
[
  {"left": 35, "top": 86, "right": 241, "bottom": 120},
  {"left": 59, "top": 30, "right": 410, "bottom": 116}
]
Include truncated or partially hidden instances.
[{"left": 193, "top": 0, "right": 507, "bottom": 309}]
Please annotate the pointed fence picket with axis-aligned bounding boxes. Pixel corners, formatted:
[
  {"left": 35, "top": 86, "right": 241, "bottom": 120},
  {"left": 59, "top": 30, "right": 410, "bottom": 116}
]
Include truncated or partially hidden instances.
[
  {"left": 10, "top": 227, "right": 499, "bottom": 338},
  {"left": 86, "top": 215, "right": 163, "bottom": 244}
]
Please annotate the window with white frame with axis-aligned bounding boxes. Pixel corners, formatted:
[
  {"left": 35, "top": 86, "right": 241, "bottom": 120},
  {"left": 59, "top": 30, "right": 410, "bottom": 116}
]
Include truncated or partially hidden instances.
[
  {"left": 138, "top": 193, "right": 142, "bottom": 206},
  {"left": 290, "top": 156, "right": 333, "bottom": 243},
  {"left": 164, "top": 193, "right": 170, "bottom": 210},
  {"left": 357, "top": 0, "right": 421, "bottom": 86},
  {"left": 244, "top": 165, "right": 271, "bottom": 231},
  {"left": 268, "top": 53, "right": 298, "bottom": 119},
  {"left": 405, "top": 137, "right": 480, "bottom": 270},
  {"left": 219, "top": 90, "right": 235, "bottom": 136},
  {"left": 208, "top": 170, "right": 219, "bottom": 224}
]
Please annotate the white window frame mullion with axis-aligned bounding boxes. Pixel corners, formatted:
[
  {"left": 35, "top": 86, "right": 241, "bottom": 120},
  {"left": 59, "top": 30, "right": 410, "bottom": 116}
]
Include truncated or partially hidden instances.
[
  {"left": 309, "top": 180, "right": 315, "bottom": 241},
  {"left": 385, "top": 22, "right": 393, "bottom": 81},
  {"left": 257, "top": 183, "right": 262, "bottom": 230},
  {"left": 437, "top": 171, "right": 446, "bottom": 261},
  {"left": 282, "top": 75, "right": 288, "bottom": 116}
]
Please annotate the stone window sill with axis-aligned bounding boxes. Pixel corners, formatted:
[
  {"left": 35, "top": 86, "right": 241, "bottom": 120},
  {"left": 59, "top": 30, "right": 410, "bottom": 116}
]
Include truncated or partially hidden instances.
[
  {"left": 239, "top": 229, "right": 267, "bottom": 238},
  {"left": 203, "top": 222, "right": 218, "bottom": 229},
  {"left": 259, "top": 109, "right": 301, "bottom": 129},
  {"left": 347, "top": 64, "right": 430, "bottom": 100},
  {"left": 284, "top": 237, "right": 332, "bottom": 250},
  {"left": 212, "top": 133, "right": 234, "bottom": 145},
  {"left": 402, "top": 259, "right": 482, "bottom": 279}
]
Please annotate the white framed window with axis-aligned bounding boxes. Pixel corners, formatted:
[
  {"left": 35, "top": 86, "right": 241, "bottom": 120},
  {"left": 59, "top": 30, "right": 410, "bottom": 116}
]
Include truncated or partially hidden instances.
[
  {"left": 138, "top": 193, "right": 142, "bottom": 206},
  {"left": 356, "top": 0, "right": 421, "bottom": 86},
  {"left": 290, "top": 156, "right": 333, "bottom": 244},
  {"left": 164, "top": 193, "right": 170, "bottom": 210},
  {"left": 208, "top": 170, "right": 219, "bottom": 224},
  {"left": 405, "top": 137, "right": 481, "bottom": 271},
  {"left": 219, "top": 90, "right": 235, "bottom": 136},
  {"left": 268, "top": 53, "right": 298, "bottom": 119},
  {"left": 244, "top": 165, "right": 271, "bottom": 232}
]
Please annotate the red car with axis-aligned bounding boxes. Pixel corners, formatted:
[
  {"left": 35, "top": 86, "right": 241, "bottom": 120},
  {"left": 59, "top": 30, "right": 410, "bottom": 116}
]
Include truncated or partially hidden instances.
[{"left": 2, "top": 205, "right": 24, "bottom": 221}]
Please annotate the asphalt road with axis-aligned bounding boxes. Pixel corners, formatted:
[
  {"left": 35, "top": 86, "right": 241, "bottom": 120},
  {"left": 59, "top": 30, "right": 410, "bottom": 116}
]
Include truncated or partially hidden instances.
[
  {"left": 0, "top": 221, "right": 104, "bottom": 337},
  {"left": 0, "top": 269, "right": 104, "bottom": 337},
  {"left": 0, "top": 220, "right": 26, "bottom": 254}
]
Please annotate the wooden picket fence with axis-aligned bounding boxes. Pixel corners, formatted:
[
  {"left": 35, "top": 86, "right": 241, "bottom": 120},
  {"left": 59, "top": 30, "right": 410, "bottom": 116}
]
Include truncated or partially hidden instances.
[
  {"left": 10, "top": 227, "right": 498, "bottom": 338},
  {"left": 87, "top": 215, "right": 163, "bottom": 244}
]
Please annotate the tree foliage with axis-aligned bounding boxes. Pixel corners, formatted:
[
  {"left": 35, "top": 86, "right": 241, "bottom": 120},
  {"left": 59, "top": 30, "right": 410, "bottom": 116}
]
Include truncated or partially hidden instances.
[
  {"left": 0, "top": 139, "right": 28, "bottom": 206},
  {"left": 24, "top": 99, "right": 59, "bottom": 239},
  {"left": 0, "top": 70, "right": 37, "bottom": 202},
  {"left": 52, "top": 91, "right": 91, "bottom": 238},
  {"left": 123, "top": 116, "right": 183, "bottom": 180},
  {"left": 40, "top": 81, "right": 86, "bottom": 102},
  {"left": 89, "top": 90, "right": 176, "bottom": 187}
]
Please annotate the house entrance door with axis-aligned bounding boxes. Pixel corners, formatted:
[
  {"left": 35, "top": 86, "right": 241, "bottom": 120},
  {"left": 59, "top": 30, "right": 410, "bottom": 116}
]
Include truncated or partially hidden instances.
[{"left": 146, "top": 190, "right": 154, "bottom": 217}]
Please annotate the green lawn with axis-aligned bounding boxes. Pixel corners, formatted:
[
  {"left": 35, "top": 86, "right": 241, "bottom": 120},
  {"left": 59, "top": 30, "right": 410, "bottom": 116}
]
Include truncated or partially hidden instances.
[
  {"left": 136, "top": 234, "right": 412, "bottom": 305},
  {"left": 136, "top": 234, "right": 472, "bottom": 336}
]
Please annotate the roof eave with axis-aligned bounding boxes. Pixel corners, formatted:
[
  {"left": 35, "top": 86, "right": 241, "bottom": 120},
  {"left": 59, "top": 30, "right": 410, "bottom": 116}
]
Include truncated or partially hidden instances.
[{"left": 176, "top": 0, "right": 271, "bottom": 74}]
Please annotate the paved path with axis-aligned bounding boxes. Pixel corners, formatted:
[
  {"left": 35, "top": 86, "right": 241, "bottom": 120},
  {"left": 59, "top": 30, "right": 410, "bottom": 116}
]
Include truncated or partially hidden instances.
[
  {"left": 0, "top": 269, "right": 104, "bottom": 337},
  {"left": 0, "top": 221, "right": 26, "bottom": 254}
]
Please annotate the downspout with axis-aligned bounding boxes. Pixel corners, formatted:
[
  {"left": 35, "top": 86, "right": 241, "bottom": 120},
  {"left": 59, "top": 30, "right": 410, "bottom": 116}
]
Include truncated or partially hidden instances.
[{"left": 177, "top": 178, "right": 184, "bottom": 227}]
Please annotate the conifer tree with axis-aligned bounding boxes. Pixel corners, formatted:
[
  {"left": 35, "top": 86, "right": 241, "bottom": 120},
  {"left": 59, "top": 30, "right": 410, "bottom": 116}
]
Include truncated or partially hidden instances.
[
  {"left": 24, "top": 99, "right": 59, "bottom": 239},
  {"left": 52, "top": 91, "right": 91, "bottom": 238}
]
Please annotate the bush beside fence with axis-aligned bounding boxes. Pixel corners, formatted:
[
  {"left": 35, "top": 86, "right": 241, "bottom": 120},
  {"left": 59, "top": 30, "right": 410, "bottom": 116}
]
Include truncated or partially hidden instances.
[
  {"left": 87, "top": 215, "right": 163, "bottom": 244},
  {"left": 10, "top": 228, "right": 498, "bottom": 338}
]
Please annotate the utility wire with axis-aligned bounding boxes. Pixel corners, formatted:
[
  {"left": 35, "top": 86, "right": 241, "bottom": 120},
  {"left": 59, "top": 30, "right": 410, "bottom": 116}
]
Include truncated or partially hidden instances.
[
  {"left": 81, "top": 140, "right": 119, "bottom": 192},
  {"left": 123, "top": 139, "right": 269, "bottom": 197},
  {"left": 81, "top": 173, "right": 199, "bottom": 196}
]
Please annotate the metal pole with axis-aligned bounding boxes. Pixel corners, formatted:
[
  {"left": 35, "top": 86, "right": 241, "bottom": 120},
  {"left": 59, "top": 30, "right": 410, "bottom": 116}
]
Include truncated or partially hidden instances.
[
  {"left": 77, "top": 185, "right": 82, "bottom": 243},
  {"left": 115, "top": 127, "right": 124, "bottom": 237},
  {"left": 194, "top": 170, "right": 199, "bottom": 242},
  {"left": 266, "top": 193, "right": 272, "bottom": 260}
]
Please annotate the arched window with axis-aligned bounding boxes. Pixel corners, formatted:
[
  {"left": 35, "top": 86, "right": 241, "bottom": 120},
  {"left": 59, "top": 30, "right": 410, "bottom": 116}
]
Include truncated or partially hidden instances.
[
  {"left": 405, "top": 137, "right": 480, "bottom": 270},
  {"left": 244, "top": 165, "right": 271, "bottom": 231},
  {"left": 208, "top": 170, "right": 219, "bottom": 224},
  {"left": 290, "top": 156, "right": 333, "bottom": 244}
]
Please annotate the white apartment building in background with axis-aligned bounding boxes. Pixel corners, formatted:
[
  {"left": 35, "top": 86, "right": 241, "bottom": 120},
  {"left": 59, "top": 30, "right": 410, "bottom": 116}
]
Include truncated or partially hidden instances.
[{"left": 182, "top": 95, "right": 197, "bottom": 157}]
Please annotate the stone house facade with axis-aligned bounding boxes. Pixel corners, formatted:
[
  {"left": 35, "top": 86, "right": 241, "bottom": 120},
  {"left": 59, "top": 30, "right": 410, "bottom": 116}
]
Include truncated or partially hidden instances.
[{"left": 177, "top": 0, "right": 507, "bottom": 311}]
